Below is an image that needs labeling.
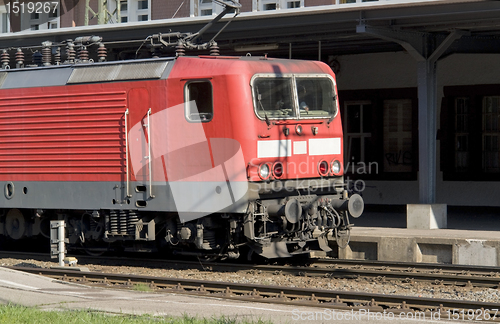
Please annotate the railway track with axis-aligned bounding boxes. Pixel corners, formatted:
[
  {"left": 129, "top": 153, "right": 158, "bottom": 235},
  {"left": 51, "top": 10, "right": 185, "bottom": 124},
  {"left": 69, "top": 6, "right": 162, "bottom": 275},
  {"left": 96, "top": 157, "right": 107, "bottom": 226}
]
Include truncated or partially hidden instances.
[
  {"left": 2, "top": 250, "right": 500, "bottom": 289},
  {"left": 7, "top": 265, "right": 500, "bottom": 322},
  {"left": 310, "top": 259, "right": 500, "bottom": 289}
]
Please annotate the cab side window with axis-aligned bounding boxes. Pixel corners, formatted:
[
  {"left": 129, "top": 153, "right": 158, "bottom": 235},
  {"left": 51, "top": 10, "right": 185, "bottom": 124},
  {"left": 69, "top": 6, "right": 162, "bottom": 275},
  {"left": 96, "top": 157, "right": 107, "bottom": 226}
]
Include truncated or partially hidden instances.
[{"left": 185, "top": 81, "right": 213, "bottom": 122}]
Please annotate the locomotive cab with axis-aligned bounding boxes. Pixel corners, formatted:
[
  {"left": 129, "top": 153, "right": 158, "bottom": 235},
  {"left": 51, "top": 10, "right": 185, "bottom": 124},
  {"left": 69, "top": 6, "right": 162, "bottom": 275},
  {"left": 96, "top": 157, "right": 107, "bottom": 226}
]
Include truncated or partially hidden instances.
[{"left": 234, "top": 64, "right": 364, "bottom": 258}]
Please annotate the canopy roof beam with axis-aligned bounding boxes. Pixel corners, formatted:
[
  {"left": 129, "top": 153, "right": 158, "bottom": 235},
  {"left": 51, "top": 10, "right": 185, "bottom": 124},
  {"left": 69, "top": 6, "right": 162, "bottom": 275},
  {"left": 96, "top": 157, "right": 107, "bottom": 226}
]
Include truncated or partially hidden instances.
[{"left": 357, "top": 24, "right": 467, "bottom": 204}]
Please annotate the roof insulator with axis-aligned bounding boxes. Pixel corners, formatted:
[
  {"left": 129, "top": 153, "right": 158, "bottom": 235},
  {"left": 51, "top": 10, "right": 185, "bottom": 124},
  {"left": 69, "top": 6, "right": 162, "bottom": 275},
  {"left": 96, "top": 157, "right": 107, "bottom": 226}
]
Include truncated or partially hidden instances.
[
  {"left": 66, "top": 41, "right": 76, "bottom": 63},
  {"left": 210, "top": 42, "right": 220, "bottom": 56},
  {"left": 15, "top": 48, "right": 24, "bottom": 68},
  {"left": 97, "top": 43, "right": 107, "bottom": 62},
  {"left": 1, "top": 49, "right": 10, "bottom": 69},
  {"left": 79, "top": 45, "right": 89, "bottom": 62},
  {"left": 42, "top": 41, "right": 52, "bottom": 66},
  {"left": 176, "top": 41, "right": 185, "bottom": 56}
]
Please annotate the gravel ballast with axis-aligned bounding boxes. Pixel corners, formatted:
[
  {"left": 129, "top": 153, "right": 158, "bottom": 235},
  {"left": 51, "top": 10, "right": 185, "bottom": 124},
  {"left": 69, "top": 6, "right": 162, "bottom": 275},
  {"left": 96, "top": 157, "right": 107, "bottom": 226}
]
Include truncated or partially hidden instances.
[{"left": 2, "top": 257, "right": 500, "bottom": 304}]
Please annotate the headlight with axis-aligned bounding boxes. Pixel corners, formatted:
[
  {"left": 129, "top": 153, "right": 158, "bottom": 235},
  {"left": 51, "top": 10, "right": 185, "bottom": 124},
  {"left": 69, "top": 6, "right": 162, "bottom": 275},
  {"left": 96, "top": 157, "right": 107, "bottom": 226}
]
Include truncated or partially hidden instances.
[
  {"left": 331, "top": 160, "right": 342, "bottom": 175},
  {"left": 295, "top": 124, "right": 303, "bottom": 135},
  {"left": 259, "top": 163, "right": 270, "bottom": 180}
]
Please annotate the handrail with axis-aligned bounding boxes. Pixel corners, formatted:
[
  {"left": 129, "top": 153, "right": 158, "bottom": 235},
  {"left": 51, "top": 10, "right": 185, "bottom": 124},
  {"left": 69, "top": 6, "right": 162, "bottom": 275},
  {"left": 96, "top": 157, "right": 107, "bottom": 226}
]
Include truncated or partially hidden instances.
[
  {"left": 147, "top": 108, "right": 155, "bottom": 198},
  {"left": 124, "top": 108, "right": 131, "bottom": 198}
]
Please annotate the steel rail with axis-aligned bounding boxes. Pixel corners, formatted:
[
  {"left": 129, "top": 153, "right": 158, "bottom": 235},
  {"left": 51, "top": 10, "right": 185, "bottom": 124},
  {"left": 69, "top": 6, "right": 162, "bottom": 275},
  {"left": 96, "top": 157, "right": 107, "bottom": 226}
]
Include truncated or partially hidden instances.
[
  {"left": 313, "top": 258, "right": 500, "bottom": 274},
  {"left": 7, "top": 265, "right": 500, "bottom": 322},
  {"left": 309, "top": 259, "right": 500, "bottom": 287},
  {"left": 203, "top": 262, "right": 500, "bottom": 289},
  {"left": 1, "top": 251, "right": 500, "bottom": 288}
]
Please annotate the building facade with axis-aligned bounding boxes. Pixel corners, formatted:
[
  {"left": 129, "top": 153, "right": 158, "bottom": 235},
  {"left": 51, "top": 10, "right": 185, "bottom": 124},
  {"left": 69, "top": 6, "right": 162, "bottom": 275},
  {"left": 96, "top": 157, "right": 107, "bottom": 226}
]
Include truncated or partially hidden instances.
[
  {"left": 335, "top": 52, "right": 500, "bottom": 206},
  {"left": 0, "top": 0, "right": 406, "bottom": 32}
]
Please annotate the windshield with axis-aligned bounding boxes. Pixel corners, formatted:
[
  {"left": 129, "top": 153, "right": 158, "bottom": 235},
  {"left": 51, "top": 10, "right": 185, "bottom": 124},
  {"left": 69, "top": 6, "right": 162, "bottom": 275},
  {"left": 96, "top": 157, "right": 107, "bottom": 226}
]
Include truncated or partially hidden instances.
[
  {"left": 254, "top": 77, "right": 296, "bottom": 119},
  {"left": 253, "top": 75, "right": 338, "bottom": 120}
]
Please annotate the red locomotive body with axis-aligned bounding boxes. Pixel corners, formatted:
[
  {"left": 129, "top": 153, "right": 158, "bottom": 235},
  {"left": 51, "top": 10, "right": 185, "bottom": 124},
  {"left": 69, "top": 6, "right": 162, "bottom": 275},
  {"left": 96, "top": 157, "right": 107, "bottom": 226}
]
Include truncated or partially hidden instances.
[{"left": 0, "top": 54, "right": 363, "bottom": 259}]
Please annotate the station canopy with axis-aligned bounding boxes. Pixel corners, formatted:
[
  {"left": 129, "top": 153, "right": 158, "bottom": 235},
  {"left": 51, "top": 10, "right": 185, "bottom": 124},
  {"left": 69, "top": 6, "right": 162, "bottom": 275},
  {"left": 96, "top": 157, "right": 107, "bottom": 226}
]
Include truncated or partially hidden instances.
[{"left": 0, "top": 0, "right": 500, "bottom": 60}]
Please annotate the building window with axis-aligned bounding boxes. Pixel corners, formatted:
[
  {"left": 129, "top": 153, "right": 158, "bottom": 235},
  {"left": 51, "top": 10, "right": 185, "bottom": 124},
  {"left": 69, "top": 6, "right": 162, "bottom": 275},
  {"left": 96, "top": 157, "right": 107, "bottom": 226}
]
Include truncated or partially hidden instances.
[
  {"left": 341, "top": 89, "right": 417, "bottom": 180},
  {"left": 442, "top": 85, "right": 500, "bottom": 180},
  {"left": 248, "top": 0, "right": 311, "bottom": 12},
  {"left": 454, "top": 98, "right": 469, "bottom": 172},
  {"left": 259, "top": 0, "right": 279, "bottom": 10},
  {"left": 138, "top": 0, "right": 148, "bottom": 10},
  {"left": 135, "top": 0, "right": 149, "bottom": 21},
  {"left": 199, "top": 0, "right": 213, "bottom": 16},
  {"left": 264, "top": 3, "right": 276, "bottom": 10},
  {"left": 1, "top": 12, "right": 9, "bottom": 33},
  {"left": 185, "top": 81, "right": 213, "bottom": 122},
  {"left": 48, "top": 3, "right": 59, "bottom": 29},
  {"left": 29, "top": 10, "right": 40, "bottom": 30},
  {"left": 482, "top": 96, "right": 500, "bottom": 173},
  {"left": 119, "top": 0, "right": 128, "bottom": 21},
  {"left": 49, "top": 8, "right": 58, "bottom": 19},
  {"left": 119, "top": 0, "right": 149, "bottom": 22},
  {"left": 23, "top": 2, "right": 58, "bottom": 31},
  {"left": 344, "top": 101, "right": 373, "bottom": 172},
  {"left": 383, "top": 99, "right": 412, "bottom": 173},
  {"left": 254, "top": 1, "right": 303, "bottom": 12},
  {"left": 195, "top": 0, "right": 230, "bottom": 16}
]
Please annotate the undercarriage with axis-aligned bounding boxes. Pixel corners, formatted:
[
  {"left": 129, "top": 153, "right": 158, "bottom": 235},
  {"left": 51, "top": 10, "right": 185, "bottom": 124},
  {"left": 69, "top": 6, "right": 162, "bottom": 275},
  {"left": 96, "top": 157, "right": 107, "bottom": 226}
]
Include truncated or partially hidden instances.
[{"left": 0, "top": 180, "right": 363, "bottom": 260}]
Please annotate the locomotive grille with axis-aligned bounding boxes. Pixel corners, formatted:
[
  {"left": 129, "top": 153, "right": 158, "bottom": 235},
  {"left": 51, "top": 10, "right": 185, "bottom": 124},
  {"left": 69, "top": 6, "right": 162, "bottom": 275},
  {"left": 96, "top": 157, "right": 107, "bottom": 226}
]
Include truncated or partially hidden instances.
[
  {"left": 0, "top": 91, "right": 127, "bottom": 178},
  {"left": 0, "top": 72, "right": 7, "bottom": 88},
  {"left": 67, "top": 61, "right": 168, "bottom": 84}
]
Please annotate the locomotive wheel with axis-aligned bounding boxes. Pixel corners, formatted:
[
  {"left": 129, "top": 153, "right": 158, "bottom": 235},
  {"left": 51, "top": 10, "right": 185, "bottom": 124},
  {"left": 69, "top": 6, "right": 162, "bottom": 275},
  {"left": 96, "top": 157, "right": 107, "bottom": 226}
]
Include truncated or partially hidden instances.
[{"left": 5, "top": 209, "right": 26, "bottom": 240}]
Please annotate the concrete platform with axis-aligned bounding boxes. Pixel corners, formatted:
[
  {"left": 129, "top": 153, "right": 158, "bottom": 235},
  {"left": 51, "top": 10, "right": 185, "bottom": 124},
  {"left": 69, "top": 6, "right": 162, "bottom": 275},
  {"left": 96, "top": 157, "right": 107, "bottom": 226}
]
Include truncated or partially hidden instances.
[
  {"left": 0, "top": 266, "right": 433, "bottom": 324},
  {"left": 332, "top": 227, "right": 500, "bottom": 266}
]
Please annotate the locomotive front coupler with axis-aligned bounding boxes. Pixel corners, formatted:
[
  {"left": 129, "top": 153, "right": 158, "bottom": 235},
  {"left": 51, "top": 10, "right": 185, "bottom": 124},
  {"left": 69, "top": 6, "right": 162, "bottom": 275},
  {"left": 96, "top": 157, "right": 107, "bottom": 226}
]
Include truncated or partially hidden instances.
[{"left": 265, "top": 191, "right": 364, "bottom": 223}]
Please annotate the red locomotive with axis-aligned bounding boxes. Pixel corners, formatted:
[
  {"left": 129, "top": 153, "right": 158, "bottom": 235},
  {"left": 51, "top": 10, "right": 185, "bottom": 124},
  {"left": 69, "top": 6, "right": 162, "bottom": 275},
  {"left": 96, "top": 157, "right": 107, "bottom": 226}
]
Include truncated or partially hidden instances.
[{"left": 0, "top": 1, "right": 363, "bottom": 259}]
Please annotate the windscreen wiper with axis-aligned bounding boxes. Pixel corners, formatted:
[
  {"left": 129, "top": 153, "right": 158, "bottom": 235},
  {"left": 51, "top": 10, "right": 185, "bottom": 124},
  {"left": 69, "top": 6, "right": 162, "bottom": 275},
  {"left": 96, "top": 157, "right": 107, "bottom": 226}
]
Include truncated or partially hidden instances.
[
  {"left": 256, "top": 88, "right": 271, "bottom": 127},
  {"left": 327, "top": 94, "right": 338, "bottom": 125}
]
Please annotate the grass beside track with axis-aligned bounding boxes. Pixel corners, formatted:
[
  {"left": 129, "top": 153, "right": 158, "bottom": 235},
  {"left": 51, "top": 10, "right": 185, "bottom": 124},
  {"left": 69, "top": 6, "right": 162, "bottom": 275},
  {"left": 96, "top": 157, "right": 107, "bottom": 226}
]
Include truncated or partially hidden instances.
[{"left": 0, "top": 304, "right": 272, "bottom": 324}]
